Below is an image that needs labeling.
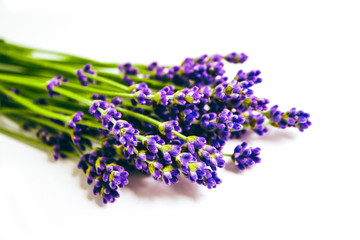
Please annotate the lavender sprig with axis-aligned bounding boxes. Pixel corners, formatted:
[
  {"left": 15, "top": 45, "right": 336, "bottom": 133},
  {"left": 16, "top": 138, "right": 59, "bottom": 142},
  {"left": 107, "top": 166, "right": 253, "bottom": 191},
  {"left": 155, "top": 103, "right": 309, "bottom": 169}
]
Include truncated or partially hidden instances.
[{"left": 0, "top": 40, "right": 312, "bottom": 204}]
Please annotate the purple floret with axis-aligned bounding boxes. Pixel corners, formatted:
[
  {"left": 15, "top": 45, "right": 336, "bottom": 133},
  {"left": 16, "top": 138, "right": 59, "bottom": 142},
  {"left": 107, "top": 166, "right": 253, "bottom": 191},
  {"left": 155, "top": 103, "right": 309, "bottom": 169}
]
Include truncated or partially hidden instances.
[{"left": 232, "top": 142, "right": 261, "bottom": 170}]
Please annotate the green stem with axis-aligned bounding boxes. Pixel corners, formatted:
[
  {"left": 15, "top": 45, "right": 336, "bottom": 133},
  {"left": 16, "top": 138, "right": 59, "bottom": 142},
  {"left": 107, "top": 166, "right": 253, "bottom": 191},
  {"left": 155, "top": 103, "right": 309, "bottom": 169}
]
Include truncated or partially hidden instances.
[
  {"left": 1, "top": 76, "right": 187, "bottom": 142},
  {"left": 62, "top": 83, "right": 128, "bottom": 96},
  {"left": 43, "top": 105, "right": 79, "bottom": 115},
  {"left": 78, "top": 120, "right": 103, "bottom": 129},
  {"left": 1, "top": 108, "right": 100, "bottom": 143},
  {"left": 117, "top": 107, "right": 188, "bottom": 141},
  {"left": 0, "top": 49, "right": 75, "bottom": 75},
  {"left": 26, "top": 116, "right": 100, "bottom": 142},
  {"left": 54, "top": 87, "right": 93, "bottom": 106},
  {"left": 0, "top": 73, "right": 47, "bottom": 88},
  {"left": 0, "top": 85, "right": 70, "bottom": 122},
  {"left": 116, "top": 107, "right": 160, "bottom": 127},
  {"left": 0, "top": 125, "right": 79, "bottom": 158},
  {"left": 1, "top": 40, "right": 119, "bottom": 68},
  {"left": 1, "top": 50, "right": 130, "bottom": 92},
  {"left": 98, "top": 71, "right": 170, "bottom": 89},
  {"left": 0, "top": 126, "right": 51, "bottom": 149},
  {"left": 83, "top": 73, "right": 129, "bottom": 92},
  {"left": 221, "top": 153, "right": 233, "bottom": 157}
]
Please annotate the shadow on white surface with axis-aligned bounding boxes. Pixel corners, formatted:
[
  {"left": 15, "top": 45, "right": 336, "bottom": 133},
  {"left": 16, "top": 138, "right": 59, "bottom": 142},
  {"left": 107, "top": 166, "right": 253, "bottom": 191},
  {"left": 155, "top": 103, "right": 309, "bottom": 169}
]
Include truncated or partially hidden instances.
[
  {"left": 238, "top": 128, "right": 297, "bottom": 144},
  {"left": 224, "top": 161, "right": 244, "bottom": 173},
  {"left": 72, "top": 167, "right": 106, "bottom": 207},
  {"left": 125, "top": 171, "right": 200, "bottom": 200}
]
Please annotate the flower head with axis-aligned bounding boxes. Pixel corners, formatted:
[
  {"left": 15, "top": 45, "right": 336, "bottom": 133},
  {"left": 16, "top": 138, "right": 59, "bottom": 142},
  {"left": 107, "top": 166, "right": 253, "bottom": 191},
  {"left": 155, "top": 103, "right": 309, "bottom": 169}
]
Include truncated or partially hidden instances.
[
  {"left": 78, "top": 153, "right": 129, "bottom": 204},
  {"left": 118, "top": 63, "right": 139, "bottom": 75},
  {"left": 224, "top": 52, "right": 248, "bottom": 64},
  {"left": 232, "top": 142, "right": 261, "bottom": 170},
  {"left": 158, "top": 120, "right": 181, "bottom": 139},
  {"left": 76, "top": 64, "right": 96, "bottom": 86},
  {"left": 266, "top": 105, "right": 311, "bottom": 132},
  {"left": 46, "top": 75, "right": 67, "bottom": 97}
]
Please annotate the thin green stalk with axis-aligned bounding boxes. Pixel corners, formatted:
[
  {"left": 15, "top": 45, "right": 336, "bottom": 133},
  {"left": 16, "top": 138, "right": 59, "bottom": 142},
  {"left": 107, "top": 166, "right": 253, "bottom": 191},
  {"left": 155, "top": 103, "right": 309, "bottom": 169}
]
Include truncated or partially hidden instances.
[
  {"left": 1, "top": 50, "right": 131, "bottom": 92},
  {"left": 54, "top": 88, "right": 93, "bottom": 106},
  {"left": 23, "top": 115, "right": 101, "bottom": 143},
  {"left": 0, "top": 85, "right": 70, "bottom": 122},
  {"left": 0, "top": 126, "right": 79, "bottom": 158},
  {"left": 221, "top": 153, "right": 233, "bottom": 157},
  {"left": 98, "top": 71, "right": 170, "bottom": 89},
  {"left": 117, "top": 107, "right": 188, "bottom": 141},
  {"left": 1, "top": 108, "right": 100, "bottom": 143},
  {"left": 1, "top": 40, "right": 119, "bottom": 68},
  {"left": 1, "top": 77, "right": 187, "bottom": 142},
  {"left": 62, "top": 83, "right": 128, "bottom": 96},
  {"left": 57, "top": 86, "right": 189, "bottom": 141},
  {"left": 0, "top": 73, "right": 47, "bottom": 88},
  {"left": 83, "top": 73, "right": 129, "bottom": 92},
  {"left": 116, "top": 107, "right": 160, "bottom": 127}
]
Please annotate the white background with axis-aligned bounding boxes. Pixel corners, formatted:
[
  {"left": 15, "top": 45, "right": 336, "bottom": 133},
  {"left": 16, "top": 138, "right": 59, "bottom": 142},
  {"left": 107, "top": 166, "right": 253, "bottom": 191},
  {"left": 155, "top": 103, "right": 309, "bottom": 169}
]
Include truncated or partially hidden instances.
[{"left": 0, "top": 0, "right": 359, "bottom": 239}]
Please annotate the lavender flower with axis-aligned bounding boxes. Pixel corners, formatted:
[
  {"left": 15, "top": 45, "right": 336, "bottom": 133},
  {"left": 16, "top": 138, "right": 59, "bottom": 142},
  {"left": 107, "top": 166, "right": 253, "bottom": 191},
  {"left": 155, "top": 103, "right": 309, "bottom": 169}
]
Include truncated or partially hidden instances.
[
  {"left": 36, "top": 129, "right": 73, "bottom": 160},
  {"left": 152, "top": 85, "right": 175, "bottom": 106},
  {"left": 68, "top": 111, "right": 83, "bottom": 128},
  {"left": 112, "top": 120, "right": 139, "bottom": 149},
  {"left": 178, "top": 105, "right": 200, "bottom": 131},
  {"left": 243, "top": 112, "right": 268, "bottom": 136},
  {"left": 198, "top": 145, "right": 225, "bottom": 170},
  {"left": 266, "top": 105, "right": 312, "bottom": 132},
  {"left": 160, "top": 144, "right": 181, "bottom": 164},
  {"left": 46, "top": 75, "right": 67, "bottom": 97},
  {"left": 158, "top": 120, "right": 181, "bottom": 139},
  {"left": 196, "top": 169, "right": 222, "bottom": 189},
  {"left": 232, "top": 142, "right": 261, "bottom": 170},
  {"left": 118, "top": 63, "right": 139, "bottom": 75},
  {"left": 175, "top": 152, "right": 208, "bottom": 183},
  {"left": 147, "top": 61, "right": 158, "bottom": 71},
  {"left": 142, "top": 135, "right": 165, "bottom": 153},
  {"left": 89, "top": 100, "right": 139, "bottom": 157},
  {"left": 173, "top": 87, "right": 204, "bottom": 105},
  {"left": 185, "top": 136, "right": 206, "bottom": 154},
  {"left": 76, "top": 64, "right": 96, "bottom": 86},
  {"left": 78, "top": 153, "right": 129, "bottom": 203},
  {"left": 134, "top": 88, "right": 152, "bottom": 105},
  {"left": 111, "top": 96, "right": 123, "bottom": 106},
  {"left": 0, "top": 41, "right": 313, "bottom": 203},
  {"left": 89, "top": 101, "right": 122, "bottom": 129},
  {"left": 224, "top": 52, "right": 248, "bottom": 64},
  {"left": 214, "top": 79, "right": 244, "bottom": 103},
  {"left": 200, "top": 109, "right": 245, "bottom": 132},
  {"left": 162, "top": 165, "right": 180, "bottom": 185},
  {"left": 134, "top": 150, "right": 163, "bottom": 180},
  {"left": 92, "top": 94, "right": 107, "bottom": 101},
  {"left": 89, "top": 101, "right": 107, "bottom": 120}
]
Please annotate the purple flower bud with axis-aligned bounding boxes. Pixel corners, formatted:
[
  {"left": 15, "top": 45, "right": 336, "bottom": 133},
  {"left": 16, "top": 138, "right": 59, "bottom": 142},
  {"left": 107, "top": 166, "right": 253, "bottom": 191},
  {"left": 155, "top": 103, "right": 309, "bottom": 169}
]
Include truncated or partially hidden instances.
[
  {"left": 224, "top": 52, "right": 248, "bottom": 64},
  {"left": 147, "top": 61, "right": 158, "bottom": 71},
  {"left": 92, "top": 94, "right": 107, "bottom": 101},
  {"left": 78, "top": 153, "right": 129, "bottom": 204},
  {"left": 76, "top": 64, "right": 96, "bottom": 86},
  {"left": 163, "top": 167, "right": 180, "bottom": 185},
  {"left": 158, "top": 120, "right": 181, "bottom": 139},
  {"left": 118, "top": 63, "right": 139, "bottom": 75},
  {"left": 142, "top": 135, "right": 165, "bottom": 153},
  {"left": 266, "top": 106, "right": 311, "bottom": 132},
  {"left": 46, "top": 75, "right": 67, "bottom": 97},
  {"left": 111, "top": 97, "right": 123, "bottom": 106},
  {"left": 232, "top": 142, "right": 261, "bottom": 170}
]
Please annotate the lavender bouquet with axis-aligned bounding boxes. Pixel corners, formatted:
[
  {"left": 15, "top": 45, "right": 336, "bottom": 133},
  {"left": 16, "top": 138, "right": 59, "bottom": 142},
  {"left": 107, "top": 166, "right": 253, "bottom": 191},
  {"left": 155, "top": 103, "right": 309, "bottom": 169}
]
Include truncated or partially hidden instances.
[{"left": 0, "top": 40, "right": 311, "bottom": 203}]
